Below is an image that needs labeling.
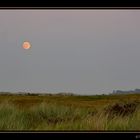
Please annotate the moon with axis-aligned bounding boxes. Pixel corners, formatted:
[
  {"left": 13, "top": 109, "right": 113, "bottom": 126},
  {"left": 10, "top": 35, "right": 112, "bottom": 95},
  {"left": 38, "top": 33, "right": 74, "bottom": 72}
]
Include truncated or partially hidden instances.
[{"left": 22, "top": 41, "right": 31, "bottom": 50}]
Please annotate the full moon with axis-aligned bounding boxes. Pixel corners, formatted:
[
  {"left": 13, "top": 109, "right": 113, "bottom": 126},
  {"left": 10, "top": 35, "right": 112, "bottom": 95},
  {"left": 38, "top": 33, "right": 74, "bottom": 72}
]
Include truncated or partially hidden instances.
[{"left": 23, "top": 41, "right": 31, "bottom": 50}]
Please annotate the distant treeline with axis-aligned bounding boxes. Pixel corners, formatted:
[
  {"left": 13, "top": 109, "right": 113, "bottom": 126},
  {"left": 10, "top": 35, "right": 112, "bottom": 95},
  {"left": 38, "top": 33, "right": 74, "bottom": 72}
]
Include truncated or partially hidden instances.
[
  {"left": 111, "top": 89, "right": 140, "bottom": 94},
  {"left": 0, "top": 92, "right": 76, "bottom": 96}
]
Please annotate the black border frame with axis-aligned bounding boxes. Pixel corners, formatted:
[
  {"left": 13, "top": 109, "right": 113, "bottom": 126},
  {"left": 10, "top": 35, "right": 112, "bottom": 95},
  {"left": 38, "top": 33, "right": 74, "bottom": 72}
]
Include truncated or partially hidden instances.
[
  {"left": 0, "top": 4, "right": 140, "bottom": 140},
  {"left": 0, "top": 131, "right": 139, "bottom": 139},
  {"left": 0, "top": 0, "right": 140, "bottom": 7}
]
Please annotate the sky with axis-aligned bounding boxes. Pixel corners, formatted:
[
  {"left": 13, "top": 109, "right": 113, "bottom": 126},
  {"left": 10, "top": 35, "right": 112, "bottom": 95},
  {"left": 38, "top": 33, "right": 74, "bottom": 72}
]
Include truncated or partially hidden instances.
[{"left": 0, "top": 10, "right": 140, "bottom": 95}]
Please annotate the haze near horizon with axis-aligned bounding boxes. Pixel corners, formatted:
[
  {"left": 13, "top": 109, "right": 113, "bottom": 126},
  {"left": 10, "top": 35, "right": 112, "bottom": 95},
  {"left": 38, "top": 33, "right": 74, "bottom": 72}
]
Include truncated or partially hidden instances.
[{"left": 0, "top": 10, "right": 140, "bottom": 95}]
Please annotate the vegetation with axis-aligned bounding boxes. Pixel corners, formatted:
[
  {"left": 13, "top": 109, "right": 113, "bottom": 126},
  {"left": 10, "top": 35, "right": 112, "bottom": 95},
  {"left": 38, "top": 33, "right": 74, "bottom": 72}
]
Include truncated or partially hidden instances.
[{"left": 0, "top": 93, "right": 140, "bottom": 130}]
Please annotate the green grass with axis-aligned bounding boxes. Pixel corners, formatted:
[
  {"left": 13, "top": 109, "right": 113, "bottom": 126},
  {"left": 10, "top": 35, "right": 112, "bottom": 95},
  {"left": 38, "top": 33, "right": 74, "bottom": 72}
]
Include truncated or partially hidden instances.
[{"left": 0, "top": 94, "right": 140, "bottom": 130}]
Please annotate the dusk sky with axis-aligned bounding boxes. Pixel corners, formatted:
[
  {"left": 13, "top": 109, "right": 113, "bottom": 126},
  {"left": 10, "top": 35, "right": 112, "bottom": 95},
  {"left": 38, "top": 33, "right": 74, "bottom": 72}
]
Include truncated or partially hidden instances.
[{"left": 0, "top": 10, "right": 140, "bottom": 95}]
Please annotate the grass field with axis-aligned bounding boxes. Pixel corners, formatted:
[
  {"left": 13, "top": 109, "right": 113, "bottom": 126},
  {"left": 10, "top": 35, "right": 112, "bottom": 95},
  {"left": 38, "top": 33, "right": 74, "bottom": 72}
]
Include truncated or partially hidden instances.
[{"left": 0, "top": 93, "right": 140, "bottom": 130}]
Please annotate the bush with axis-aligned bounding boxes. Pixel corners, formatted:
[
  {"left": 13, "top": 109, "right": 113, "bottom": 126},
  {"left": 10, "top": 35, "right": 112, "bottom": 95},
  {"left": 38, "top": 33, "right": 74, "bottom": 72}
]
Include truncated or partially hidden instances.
[{"left": 104, "top": 101, "right": 139, "bottom": 118}]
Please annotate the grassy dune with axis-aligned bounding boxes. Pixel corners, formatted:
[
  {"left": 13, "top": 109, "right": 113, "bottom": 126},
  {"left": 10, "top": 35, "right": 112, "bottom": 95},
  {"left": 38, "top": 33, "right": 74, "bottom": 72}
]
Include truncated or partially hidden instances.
[{"left": 0, "top": 93, "right": 140, "bottom": 130}]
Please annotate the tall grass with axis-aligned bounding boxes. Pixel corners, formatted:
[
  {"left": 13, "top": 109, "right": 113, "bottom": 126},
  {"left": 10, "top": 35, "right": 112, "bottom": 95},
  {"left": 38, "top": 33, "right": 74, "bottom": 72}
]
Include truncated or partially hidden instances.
[{"left": 0, "top": 99, "right": 140, "bottom": 130}]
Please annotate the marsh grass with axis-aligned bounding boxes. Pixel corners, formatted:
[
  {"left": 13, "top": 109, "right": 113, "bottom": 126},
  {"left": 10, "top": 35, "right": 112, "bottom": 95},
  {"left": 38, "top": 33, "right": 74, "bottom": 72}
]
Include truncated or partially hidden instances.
[
  {"left": 0, "top": 101, "right": 92, "bottom": 130},
  {"left": 0, "top": 96, "right": 140, "bottom": 130}
]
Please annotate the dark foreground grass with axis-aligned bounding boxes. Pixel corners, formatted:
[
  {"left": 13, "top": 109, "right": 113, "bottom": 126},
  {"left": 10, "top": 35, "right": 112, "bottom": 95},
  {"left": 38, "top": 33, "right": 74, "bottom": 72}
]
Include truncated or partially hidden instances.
[
  {"left": 0, "top": 99, "right": 140, "bottom": 130},
  {"left": 0, "top": 94, "right": 140, "bottom": 130},
  {"left": 0, "top": 101, "right": 92, "bottom": 130}
]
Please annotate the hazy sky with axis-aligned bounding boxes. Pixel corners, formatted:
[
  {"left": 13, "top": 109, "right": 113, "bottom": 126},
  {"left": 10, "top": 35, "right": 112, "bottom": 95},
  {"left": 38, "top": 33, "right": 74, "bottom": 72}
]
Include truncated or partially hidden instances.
[{"left": 0, "top": 10, "right": 140, "bottom": 95}]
